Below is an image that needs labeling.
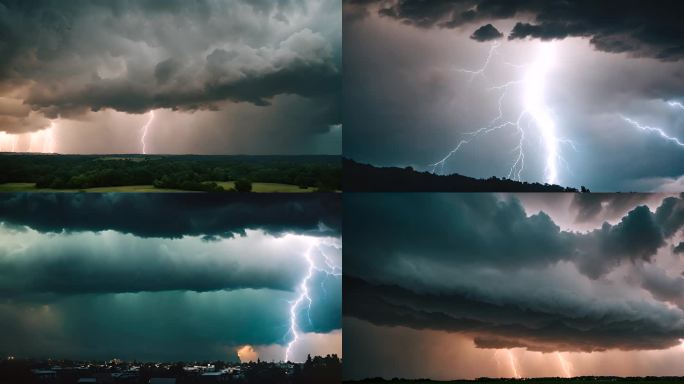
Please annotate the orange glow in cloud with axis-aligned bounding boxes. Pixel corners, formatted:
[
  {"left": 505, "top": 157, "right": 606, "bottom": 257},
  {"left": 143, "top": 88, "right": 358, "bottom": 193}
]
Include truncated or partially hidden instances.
[
  {"left": 237, "top": 345, "right": 259, "bottom": 363},
  {"left": 344, "top": 318, "right": 684, "bottom": 380}
]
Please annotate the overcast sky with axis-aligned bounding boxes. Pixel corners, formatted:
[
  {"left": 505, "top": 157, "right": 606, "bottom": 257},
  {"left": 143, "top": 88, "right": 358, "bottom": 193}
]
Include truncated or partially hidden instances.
[
  {"left": 0, "top": 0, "right": 341, "bottom": 154},
  {"left": 0, "top": 194, "right": 342, "bottom": 362},
  {"left": 344, "top": 0, "right": 684, "bottom": 192},
  {"left": 344, "top": 192, "right": 684, "bottom": 379}
]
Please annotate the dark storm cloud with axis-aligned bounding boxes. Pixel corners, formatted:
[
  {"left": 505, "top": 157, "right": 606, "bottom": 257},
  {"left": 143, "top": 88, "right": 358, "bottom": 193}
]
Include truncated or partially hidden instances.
[
  {"left": 0, "top": 231, "right": 301, "bottom": 295},
  {"left": 0, "top": 230, "right": 342, "bottom": 337},
  {"left": 344, "top": 276, "right": 684, "bottom": 352},
  {"left": 0, "top": 193, "right": 341, "bottom": 238},
  {"left": 344, "top": 194, "right": 681, "bottom": 280},
  {"left": 0, "top": 0, "right": 340, "bottom": 132},
  {"left": 352, "top": 0, "right": 684, "bottom": 60},
  {"left": 654, "top": 194, "right": 684, "bottom": 238},
  {"left": 344, "top": 194, "right": 684, "bottom": 352},
  {"left": 470, "top": 24, "right": 502, "bottom": 42}
]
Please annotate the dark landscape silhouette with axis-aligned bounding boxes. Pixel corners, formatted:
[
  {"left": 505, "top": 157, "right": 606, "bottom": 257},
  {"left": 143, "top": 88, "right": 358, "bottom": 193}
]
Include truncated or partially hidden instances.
[
  {"left": 345, "top": 377, "right": 684, "bottom": 384},
  {"left": 1, "top": 354, "right": 341, "bottom": 384},
  {"left": 343, "top": 159, "right": 585, "bottom": 192}
]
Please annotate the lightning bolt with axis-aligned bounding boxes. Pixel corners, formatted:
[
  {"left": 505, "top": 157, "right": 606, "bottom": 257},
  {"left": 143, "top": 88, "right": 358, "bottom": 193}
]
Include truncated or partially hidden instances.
[
  {"left": 140, "top": 110, "right": 155, "bottom": 154},
  {"left": 454, "top": 41, "right": 500, "bottom": 82},
  {"left": 431, "top": 42, "right": 572, "bottom": 185},
  {"left": 506, "top": 349, "right": 521, "bottom": 379},
  {"left": 619, "top": 100, "right": 684, "bottom": 148},
  {"left": 556, "top": 352, "right": 572, "bottom": 378},
  {"left": 620, "top": 115, "right": 684, "bottom": 147},
  {"left": 284, "top": 239, "right": 341, "bottom": 362},
  {"left": 668, "top": 101, "right": 684, "bottom": 110}
]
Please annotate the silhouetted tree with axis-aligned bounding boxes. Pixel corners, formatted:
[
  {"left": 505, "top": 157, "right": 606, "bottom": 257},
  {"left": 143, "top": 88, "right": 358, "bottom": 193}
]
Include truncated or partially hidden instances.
[{"left": 235, "top": 178, "right": 253, "bottom": 192}]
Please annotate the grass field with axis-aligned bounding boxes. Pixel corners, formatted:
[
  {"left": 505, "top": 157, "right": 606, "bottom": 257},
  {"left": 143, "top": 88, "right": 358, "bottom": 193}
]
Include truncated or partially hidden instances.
[
  {"left": 215, "top": 181, "right": 313, "bottom": 192},
  {"left": 0, "top": 182, "right": 313, "bottom": 193}
]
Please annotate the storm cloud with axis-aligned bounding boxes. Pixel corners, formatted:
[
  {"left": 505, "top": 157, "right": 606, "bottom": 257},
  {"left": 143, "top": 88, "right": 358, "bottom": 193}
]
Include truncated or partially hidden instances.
[
  {"left": 0, "top": 0, "right": 339, "bottom": 124},
  {"left": 343, "top": 0, "right": 684, "bottom": 191},
  {"left": 0, "top": 0, "right": 341, "bottom": 155},
  {"left": 470, "top": 24, "right": 503, "bottom": 42},
  {"left": 0, "top": 194, "right": 342, "bottom": 361},
  {"left": 344, "top": 193, "right": 684, "bottom": 354},
  {"left": 0, "top": 193, "right": 341, "bottom": 238},
  {"left": 351, "top": 0, "right": 684, "bottom": 60}
]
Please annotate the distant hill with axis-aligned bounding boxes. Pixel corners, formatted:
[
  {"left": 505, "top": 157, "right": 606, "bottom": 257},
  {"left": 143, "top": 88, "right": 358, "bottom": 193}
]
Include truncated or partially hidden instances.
[{"left": 344, "top": 158, "right": 583, "bottom": 192}]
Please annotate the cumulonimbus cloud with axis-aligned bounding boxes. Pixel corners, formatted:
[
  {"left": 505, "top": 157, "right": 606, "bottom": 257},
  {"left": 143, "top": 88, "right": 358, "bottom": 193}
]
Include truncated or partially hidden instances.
[
  {"left": 0, "top": 0, "right": 341, "bottom": 133},
  {"left": 344, "top": 193, "right": 684, "bottom": 352},
  {"left": 0, "top": 193, "right": 341, "bottom": 238}
]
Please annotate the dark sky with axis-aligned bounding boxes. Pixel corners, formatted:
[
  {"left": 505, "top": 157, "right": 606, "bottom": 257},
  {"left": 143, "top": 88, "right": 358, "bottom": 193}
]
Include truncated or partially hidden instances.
[
  {"left": 343, "top": 0, "right": 684, "bottom": 191},
  {"left": 0, "top": 0, "right": 341, "bottom": 154},
  {"left": 0, "top": 194, "right": 342, "bottom": 362},
  {"left": 344, "top": 193, "right": 684, "bottom": 379}
]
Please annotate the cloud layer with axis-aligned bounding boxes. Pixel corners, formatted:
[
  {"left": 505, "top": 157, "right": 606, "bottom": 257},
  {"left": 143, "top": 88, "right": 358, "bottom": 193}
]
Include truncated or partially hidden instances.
[
  {"left": 0, "top": 0, "right": 341, "bottom": 156},
  {"left": 0, "top": 193, "right": 341, "bottom": 238},
  {"left": 0, "top": 194, "right": 342, "bottom": 361},
  {"left": 344, "top": 193, "right": 684, "bottom": 353},
  {"left": 350, "top": 0, "right": 684, "bottom": 60}
]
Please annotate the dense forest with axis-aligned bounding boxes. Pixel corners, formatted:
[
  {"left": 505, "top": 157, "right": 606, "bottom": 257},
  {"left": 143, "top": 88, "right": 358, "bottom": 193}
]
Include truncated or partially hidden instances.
[
  {"left": 343, "top": 158, "right": 584, "bottom": 192},
  {"left": 0, "top": 154, "right": 341, "bottom": 192}
]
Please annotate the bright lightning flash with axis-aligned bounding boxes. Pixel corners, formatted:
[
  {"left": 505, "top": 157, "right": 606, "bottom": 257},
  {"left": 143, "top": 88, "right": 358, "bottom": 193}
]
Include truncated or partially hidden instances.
[
  {"left": 506, "top": 350, "right": 521, "bottom": 379},
  {"left": 620, "top": 100, "right": 684, "bottom": 147},
  {"left": 668, "top": 101, "right": 684, "bottom": 110},
  {"left": 431, "top": 42, "right": 571, "bottom": 185},
  {"left": 620, "top": 115, "right": 684, "bottom": 147},
  {"left": 140, "top": 110, "right": 156, "bottom": 154},
  {"left": 285, "top": 239, "right": 341, "bottom": 362}
]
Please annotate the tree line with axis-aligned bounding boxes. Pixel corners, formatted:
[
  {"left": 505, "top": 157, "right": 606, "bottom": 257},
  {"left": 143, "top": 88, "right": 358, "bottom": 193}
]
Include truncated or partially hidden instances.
[{"left": 0, "top": 155, "right": 341, "bottom": 192}]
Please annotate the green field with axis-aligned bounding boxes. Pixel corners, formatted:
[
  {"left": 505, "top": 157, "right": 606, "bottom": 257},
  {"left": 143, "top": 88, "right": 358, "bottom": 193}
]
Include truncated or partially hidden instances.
[
  {"left": 215, "top": 181, "right": 314, "bottom": 192},
  {"left": 0, "top": 182, "right": 314, "bottom": 193}
]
